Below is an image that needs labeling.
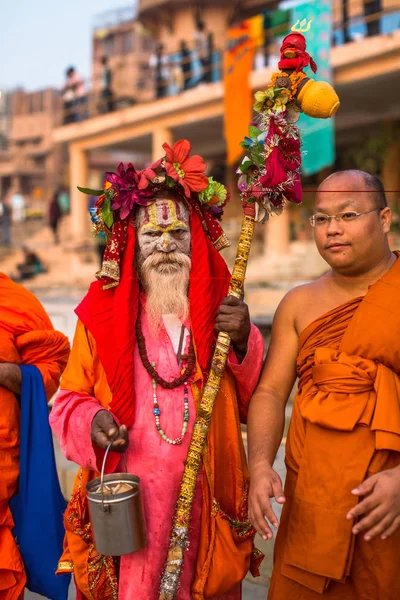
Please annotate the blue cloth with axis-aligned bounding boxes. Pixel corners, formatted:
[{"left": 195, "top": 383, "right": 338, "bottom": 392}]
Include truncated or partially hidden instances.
[{"left": 10, "top": 365, "right": 70, "bottom": 600}]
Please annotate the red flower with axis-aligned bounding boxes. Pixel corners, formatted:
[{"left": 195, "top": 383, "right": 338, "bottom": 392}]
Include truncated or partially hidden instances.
[
  {"left": 163, "top": 139, "right": 208, "bottom": 197},
  {"left": 105, "top": 163, "right": 153, "bottom": 220},
  {"left": 137, "top": 158, "right": 163, "bottom": 189}
]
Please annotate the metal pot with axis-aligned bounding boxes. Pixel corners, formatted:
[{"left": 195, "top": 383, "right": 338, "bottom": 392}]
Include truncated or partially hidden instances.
[{"left": 86, "top": 442, "right": 147, "bottom": 556}]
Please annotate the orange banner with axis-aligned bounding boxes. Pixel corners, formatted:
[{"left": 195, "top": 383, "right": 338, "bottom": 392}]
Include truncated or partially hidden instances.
[{"left": 223, "top": 20, "right": 257, "bottom": 166}]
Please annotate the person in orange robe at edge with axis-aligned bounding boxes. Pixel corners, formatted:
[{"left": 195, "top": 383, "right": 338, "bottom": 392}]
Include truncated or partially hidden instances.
[
  {"left": 248, "top": 169, "right": 400, "bottom": 600},
  {"left": 0, "top": 274, "right": 70, "bottom": 599}
]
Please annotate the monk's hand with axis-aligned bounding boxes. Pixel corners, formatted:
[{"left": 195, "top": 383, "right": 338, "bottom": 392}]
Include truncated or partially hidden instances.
[
  {"left": 347, "top": 467, "right": 400, "bottom": 541},
  {"left": 216, "top": 296, "right": 251, "bottom": 359},
  {"left": 91, "top": 410, "right": 129, "bottom": 453},
  {"left": 248, "top": 463, "right": 286, "bottom": 541},
  {"left": 0, "top": 363, "right": 22, "bottom": 395}
]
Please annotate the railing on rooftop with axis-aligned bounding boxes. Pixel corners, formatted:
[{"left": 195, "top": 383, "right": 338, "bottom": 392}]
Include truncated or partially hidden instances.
[
  {"left": 61, "top": 3, "right": 400, "bottom": 126},
  {"left": 93, "top": 3, "right": 139, "bottom": 31}
]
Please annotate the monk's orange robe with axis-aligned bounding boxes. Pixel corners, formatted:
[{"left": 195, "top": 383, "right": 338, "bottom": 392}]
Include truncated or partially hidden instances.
[
  {"left": 0, "top": 274, "right": 70, "bottom": 600},
  {"left": 269, "top": 256, "right": 400, "bottom": 600}
]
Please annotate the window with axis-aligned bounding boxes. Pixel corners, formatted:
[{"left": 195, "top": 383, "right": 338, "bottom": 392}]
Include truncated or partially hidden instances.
[
  {"left": 35, "top": 91, "right": 44, "bottom": 113},
  {"left": 121, "top": 31, "right": 135, "bottom": 54},
  {"left": 137, "top": 63, "right": 151, "bottom": 89},
  {"left": 141, "top": 34, "right": 154, "bottom": 52},
  {"left": 33, "top": 156, "right": 45, "bottom": 168},
  {"left": 103, "top": 34, "right": 115, "bottom": 56}
]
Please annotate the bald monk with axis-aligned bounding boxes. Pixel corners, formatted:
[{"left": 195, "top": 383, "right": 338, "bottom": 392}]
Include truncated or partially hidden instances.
[
  {"left": 0, "top": 273, "right": 69, "bottom": 598},
  {"left": 248, "top": 170, "right": 400, "bottom": 599}
]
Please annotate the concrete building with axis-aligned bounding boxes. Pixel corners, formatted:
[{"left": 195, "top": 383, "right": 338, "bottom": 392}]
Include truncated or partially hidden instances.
[
  {"left": 92, "top": 5, "right": 155, "bottom": 110},
  {"left": 0, "top": 88, "right": 66, "bottom": 206},
  {"left": 52, "top": 0, "right": 400, "bottom": 282}
]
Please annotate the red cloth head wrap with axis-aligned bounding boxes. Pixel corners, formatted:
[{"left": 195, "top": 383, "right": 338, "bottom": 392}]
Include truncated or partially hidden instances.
[
  {"left": 278, "top": 32, "right": 317, "bottom": 74},
  {"left": 75, "top": 204, "right": 231, "bottom": 428}
]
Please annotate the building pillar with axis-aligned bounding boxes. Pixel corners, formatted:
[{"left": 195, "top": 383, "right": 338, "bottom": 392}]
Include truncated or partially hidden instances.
[
  {"left": 152, "top": 127, "right": 173, "bottom": 162},
  {"left": 70, "top": 144, "right": 89, "bottom": 241},
  {"left": 264, "top": 208, "right": 290, "bottom": 255}
]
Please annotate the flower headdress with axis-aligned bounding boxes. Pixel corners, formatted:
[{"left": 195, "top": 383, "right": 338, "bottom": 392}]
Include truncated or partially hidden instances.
[
  {"left": 79, "top": 139, "right": 230, "bottom": 288},
  {"left": 237, "top": 19, "right": 339, "bottom": 223}
]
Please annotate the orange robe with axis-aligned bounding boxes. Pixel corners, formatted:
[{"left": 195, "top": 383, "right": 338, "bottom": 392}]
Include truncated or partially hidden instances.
[
  {"left": 269, "top": 256, "right": 400, "bottom": 599},
  {"left": 0, "top": 274, "right": 70, "bottom": 600}
]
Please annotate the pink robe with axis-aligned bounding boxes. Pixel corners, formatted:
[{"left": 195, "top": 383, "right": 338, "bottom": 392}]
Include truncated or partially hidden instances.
[{"left": 50, "top": 314, "right": 264, "bottom": 600}]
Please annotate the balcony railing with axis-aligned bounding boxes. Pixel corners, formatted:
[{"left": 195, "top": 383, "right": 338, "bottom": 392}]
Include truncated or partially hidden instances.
[
  {"left": 93, "top": 3, "right": 139, "bottom": 31},
  {"left": 60, "top": 2, "right": 400, "bottom": 126},
  {"left": 333, "top": 0, "right": 400, "bottom": 44}
]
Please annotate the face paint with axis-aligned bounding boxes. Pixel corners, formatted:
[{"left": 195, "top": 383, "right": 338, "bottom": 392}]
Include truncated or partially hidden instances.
[{"left": 137, "top": 198, "right": 191, "bottom": 260}]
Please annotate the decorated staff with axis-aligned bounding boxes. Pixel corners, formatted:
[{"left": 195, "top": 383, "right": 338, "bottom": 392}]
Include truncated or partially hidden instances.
[{"left": 159, "top": 19, "right": 339, "bottom": 600}]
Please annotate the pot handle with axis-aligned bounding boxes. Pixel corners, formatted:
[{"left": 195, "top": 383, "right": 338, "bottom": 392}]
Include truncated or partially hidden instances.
[{"left": 100, "top": 437, "right": 128, "bottom": 510}]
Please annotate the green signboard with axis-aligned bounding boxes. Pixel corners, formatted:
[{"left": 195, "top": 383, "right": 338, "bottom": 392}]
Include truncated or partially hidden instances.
[{"left": 292, "top": 0, "right": 335, "bottom": 176}]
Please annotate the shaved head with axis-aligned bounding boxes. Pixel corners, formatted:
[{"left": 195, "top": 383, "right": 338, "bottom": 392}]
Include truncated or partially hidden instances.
[
  {"left": 317, "top": 170, "right": 387, "bottom": 209},
  {"left": 313, "top": 169, "right": 392, "bottom": 276}
]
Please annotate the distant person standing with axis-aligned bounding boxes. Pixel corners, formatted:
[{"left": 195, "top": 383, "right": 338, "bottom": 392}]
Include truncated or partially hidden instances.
[
  {"left": 194, "top": 20, "right": 208, "bottom": 82},
  {"left": 341, "top": 0, "right": 352, "bottom": 43},
  {"left": 150, "top": 44, "right": 169, "bottom": 99},
  {"left": 99, "top": 56, "right": 113, "bottom": 114},
  {"left": 11, "top": 191, "right": 25, "bottom": 223},
  {"left": 62, "top": 66, "right": 86, "bottom": 124},
  {"left": 205, "top": 32, "right": 215, "bottom": 83},
  {"left": 364, "top": 0, "right": 382, "bottom": 36},
  {"left": 57, "top": 188, "right": 70, "bottom": 215},
  {"left": 49, "top": 192, "right": 62, "bottom": 244},
  {"left": 180, "top": 40, "right": 192, "bottom": 91},
  {"left": 0, "top": 198, "right": 11, "bottom": 246}
]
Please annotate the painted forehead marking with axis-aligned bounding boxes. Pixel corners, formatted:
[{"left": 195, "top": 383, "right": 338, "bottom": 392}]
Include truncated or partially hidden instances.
[{"left": 140, "top": 199, "right": 189, "bottom": 228}]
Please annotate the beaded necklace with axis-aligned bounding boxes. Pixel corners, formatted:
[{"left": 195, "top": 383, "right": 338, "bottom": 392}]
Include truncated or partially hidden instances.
[
  {"left": 136, "top": 307, "right": 196, "bottom": 389},
  {"left": 136, "top": 307, "right": 195, "bottom": 445},
  {"left": 151, "top": 362, "right": 189, "bottom": 445}
]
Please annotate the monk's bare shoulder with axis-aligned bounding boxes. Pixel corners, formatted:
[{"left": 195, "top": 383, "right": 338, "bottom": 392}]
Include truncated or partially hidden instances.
[{"left": 276, "top": 276, "right": 331, "bottom": 336}]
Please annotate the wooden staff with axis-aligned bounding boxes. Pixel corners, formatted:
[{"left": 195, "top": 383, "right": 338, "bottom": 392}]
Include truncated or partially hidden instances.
[{"left": 159, "top": 209, "right": 256, "bottom": 600}]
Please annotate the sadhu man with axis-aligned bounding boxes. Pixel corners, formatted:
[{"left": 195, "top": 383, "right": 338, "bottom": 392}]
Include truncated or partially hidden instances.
[
  {"left": 248, "top": 169, "right": 400, "bottom": 599},
  {"left": 50, "top": 140, "right": 264, "bottom": 599},
  {"left": 0, "top": 273, "right": 70, "bottom": 598}
]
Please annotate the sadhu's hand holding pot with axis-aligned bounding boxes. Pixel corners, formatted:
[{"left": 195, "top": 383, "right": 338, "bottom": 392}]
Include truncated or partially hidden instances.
[
  {"left": 86, "top": 433, "right": 146, "bottom": 556},
  {"left": 91, "top": 409, "right": 129, "bottom": 453}
]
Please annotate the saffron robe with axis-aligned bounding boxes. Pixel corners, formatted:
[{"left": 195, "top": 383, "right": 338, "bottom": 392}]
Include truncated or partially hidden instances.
[
  {"left": 269, "top": 256, "right": 400, "bottom": 599},
  {"left": 50, "top": 311, "right": 264, "bottom": 599},
  {"left": 0, "top": 274, "right": 70, "bottom": 600}
]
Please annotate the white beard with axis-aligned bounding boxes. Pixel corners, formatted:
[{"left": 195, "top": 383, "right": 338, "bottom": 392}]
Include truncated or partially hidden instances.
[{"left": 140, "top": 252, "right": 191, "bottom": 335}]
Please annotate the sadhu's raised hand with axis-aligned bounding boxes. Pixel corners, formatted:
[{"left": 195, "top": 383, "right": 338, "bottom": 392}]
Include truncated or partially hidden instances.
[
  {"left": 248, "top": 462, "right": 286, "bottom": 541},
  {"left": 347, "top": 467, "right": 400, "bottom": 541},
  {"left": 91, "top": 409, "right": 129, "bottom": 453},
  {"left": 216, "top": 296, "right": 251, "bottom": 357}
]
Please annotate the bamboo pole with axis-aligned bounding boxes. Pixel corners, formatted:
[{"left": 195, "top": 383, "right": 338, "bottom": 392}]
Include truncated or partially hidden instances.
[{"left": 159, "top": 210, "right": 256, "bottom": 600}]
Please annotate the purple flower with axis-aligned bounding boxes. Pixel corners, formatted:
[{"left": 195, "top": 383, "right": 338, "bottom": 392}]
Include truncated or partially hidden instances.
[
  {"left": 105, "top": 162, "right": 154, "bottom": 220},
  {"left": 208, "top": 204, "right": 224, "bottom": 220},
  {"left": 237, "top": 174, "right": 248, "bottom": 192}
]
